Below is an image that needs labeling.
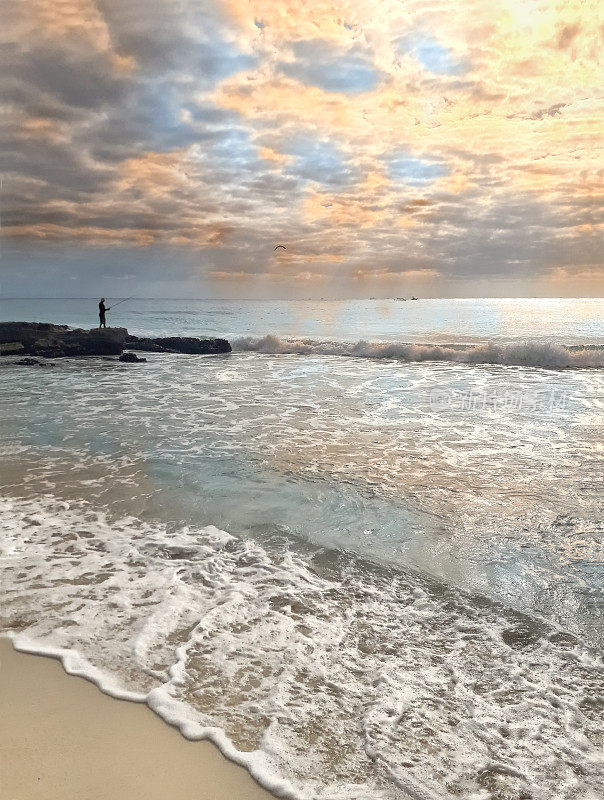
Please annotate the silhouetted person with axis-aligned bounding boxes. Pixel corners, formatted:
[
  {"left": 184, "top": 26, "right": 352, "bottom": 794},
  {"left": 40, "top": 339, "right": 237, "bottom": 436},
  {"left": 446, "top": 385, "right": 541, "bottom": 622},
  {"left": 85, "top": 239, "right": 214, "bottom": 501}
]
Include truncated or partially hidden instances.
[{"left": 99, "top": 298, "right": 110, "bottom": 328}]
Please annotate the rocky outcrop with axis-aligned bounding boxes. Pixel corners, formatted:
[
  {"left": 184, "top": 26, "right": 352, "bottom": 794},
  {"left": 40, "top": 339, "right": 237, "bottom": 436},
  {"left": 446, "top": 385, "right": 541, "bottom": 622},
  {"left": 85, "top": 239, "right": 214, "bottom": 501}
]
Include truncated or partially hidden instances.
[
  {"left": 0, "top": 322, "right": 127, "bottom": 357},
  {"left": 125, "top": 334, "right": 232, "bottom": 354},
  {"left": 13, "top": 357, "right": 56, "bottom": 367},
  {"left": 0, "top": 323, "right": 232, "bottom": 359},
  {"left": 119, "top": 352, "right": 147, "bottom": 363}
]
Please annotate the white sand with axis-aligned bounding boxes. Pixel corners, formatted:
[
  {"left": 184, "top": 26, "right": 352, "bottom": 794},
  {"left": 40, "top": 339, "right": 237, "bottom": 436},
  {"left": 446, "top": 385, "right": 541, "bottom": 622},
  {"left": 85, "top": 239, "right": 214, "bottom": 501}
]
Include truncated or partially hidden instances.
[{"left": 0, "top": 638, "right": 276, "bottom": 800}]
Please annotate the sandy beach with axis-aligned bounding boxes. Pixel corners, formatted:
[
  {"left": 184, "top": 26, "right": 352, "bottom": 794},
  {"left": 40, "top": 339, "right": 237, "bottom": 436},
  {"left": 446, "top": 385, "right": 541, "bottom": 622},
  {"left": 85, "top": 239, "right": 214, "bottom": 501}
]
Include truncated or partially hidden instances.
[{"left": 0, "top": 638, "right": 275, "bottom": 800}]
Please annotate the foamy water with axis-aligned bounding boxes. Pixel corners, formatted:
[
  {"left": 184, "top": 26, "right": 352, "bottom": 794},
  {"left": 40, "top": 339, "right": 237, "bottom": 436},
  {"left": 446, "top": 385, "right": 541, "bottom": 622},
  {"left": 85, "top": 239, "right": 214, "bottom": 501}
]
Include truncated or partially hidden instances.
[{"left": 0, "top": 299, "right": 603, "bottom": 798}]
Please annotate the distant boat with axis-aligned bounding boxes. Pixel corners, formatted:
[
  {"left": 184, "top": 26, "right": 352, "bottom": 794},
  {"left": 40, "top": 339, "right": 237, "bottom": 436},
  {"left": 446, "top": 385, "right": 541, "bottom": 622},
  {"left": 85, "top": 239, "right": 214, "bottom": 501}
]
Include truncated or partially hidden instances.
[
  {"left": 410, "top": 296, "right": 418, "bottom": 300},
  {"left": 395, "top": 297, "right": 406, "bottom": 301}
]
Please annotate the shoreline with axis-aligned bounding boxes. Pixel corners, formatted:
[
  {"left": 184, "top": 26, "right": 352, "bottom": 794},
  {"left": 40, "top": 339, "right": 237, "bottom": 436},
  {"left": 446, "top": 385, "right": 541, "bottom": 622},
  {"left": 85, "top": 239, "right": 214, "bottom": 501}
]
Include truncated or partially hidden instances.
[{"left": 0, "top": 637, "right": 276, "bottom": 800}]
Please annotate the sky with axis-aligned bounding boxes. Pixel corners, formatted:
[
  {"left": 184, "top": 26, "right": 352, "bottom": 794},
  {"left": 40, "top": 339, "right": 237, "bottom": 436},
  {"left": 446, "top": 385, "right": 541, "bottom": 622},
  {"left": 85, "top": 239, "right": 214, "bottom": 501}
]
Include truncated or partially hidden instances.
[{"left": 2, "top": 0, "right": 603, "bottom": 298}]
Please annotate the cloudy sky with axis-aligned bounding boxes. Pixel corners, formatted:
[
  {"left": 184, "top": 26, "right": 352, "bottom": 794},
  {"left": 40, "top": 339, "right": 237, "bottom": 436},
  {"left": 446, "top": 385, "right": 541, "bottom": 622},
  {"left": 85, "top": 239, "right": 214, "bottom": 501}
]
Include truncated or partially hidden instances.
[{"left": 2, "top": 0, "right": 603, "bottom": 298}]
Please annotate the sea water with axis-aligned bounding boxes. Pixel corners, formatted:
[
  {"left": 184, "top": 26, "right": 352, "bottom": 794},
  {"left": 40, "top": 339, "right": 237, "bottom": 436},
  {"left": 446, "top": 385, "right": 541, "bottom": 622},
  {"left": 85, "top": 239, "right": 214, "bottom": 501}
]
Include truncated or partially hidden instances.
[{"left": 0, "top": 298, "right": 602, "bottom": 799}]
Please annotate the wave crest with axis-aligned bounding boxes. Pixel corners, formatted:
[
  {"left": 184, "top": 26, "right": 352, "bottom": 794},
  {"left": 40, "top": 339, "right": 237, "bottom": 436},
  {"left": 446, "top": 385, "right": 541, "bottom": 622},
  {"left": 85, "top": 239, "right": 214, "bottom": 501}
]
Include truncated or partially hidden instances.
[{"left": 233, "top": 335, "right": 604, "bottom": 369}]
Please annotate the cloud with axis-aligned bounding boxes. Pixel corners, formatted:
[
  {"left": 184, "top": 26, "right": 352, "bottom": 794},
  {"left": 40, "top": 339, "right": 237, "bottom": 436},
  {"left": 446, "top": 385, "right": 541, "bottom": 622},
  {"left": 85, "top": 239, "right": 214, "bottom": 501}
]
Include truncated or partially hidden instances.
[
  {"left": 386, "top": 153, "right": 449, "bottom": 186},
  {"left": 398, "top": 34, "right": 468, "bottom": 75},
  {"left": 2, "top": 0, "right": 603, "bottom": 298},
  {"left": 351, "top": 268, "right": 440, "bottom": 282},
  {"left": 283, "top": 136, "right": 354, "bottom": 186},
  {"left": 556, "top": 24, "right": 581, "bottom": 49},
  {"left": 278, "top": 39, "right": 380, "bottom": 94},
  {"left": 528, "top": 103, "right": 567, "bottom": 120}
]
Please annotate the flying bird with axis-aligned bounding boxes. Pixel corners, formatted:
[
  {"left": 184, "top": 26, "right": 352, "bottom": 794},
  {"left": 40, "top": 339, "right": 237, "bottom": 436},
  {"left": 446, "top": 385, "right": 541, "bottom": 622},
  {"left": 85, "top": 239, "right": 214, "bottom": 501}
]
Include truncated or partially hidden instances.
[{"left": 274, "top": 245, "right": 287, "bottom": 251}]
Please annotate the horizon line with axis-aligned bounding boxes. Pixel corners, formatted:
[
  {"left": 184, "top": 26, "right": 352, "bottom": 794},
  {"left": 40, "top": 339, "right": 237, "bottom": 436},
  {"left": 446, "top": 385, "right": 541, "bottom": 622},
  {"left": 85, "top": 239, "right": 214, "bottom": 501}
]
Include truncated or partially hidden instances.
[{"left": 1, "top": 296, "right": 603, "bottom": 302}]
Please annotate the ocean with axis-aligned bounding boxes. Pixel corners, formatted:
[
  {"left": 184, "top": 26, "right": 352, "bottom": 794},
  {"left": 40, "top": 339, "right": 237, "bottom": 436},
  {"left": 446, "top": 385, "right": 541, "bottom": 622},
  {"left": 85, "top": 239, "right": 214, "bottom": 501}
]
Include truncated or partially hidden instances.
[{"left": 1, "top": 298, "right": 602, "bottom": 799}]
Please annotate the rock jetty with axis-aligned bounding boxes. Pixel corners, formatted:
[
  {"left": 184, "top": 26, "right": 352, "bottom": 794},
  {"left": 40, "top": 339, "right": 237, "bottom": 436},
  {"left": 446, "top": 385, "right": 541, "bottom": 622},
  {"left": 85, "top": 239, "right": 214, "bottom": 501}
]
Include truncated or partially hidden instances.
[
  {"left": 125, "top": 334, "right": 231, "bottom": 354},
  {"left": 0, "top": 322, "right": 127, "bottom": 357},
  {"left": 0, "top": 322, "right": 232, "bottom": 359}
]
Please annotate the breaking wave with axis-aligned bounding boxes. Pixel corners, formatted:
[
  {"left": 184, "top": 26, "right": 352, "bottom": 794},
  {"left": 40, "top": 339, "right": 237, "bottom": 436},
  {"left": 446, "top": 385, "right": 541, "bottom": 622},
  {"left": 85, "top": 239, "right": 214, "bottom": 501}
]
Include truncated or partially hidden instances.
[
  {"left": 233, "top": 335, "right": 604, "bottom": 369},
  {"left": 2, "top": 494, "right": 603, "bottom": 800}
]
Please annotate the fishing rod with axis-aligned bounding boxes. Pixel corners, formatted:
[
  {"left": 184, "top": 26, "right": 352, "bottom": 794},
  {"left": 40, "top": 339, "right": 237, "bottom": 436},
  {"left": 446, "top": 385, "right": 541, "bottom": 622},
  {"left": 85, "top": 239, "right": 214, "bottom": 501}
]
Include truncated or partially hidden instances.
[{"left": 109, "top": 296, "right": 134, "bottom": 309}]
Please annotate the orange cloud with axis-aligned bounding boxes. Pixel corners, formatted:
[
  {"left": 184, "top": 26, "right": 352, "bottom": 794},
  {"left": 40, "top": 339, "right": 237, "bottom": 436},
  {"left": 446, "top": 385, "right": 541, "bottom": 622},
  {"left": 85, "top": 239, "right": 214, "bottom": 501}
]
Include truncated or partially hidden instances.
[
  {"left": 258, "top": 146, "right": 292, "bottom": 164},
  {"left": 352, "top": 268, "right": 440, "bottom": 283},
  {"left": 117, "top": 152, "right": 190, "bottom": 198},
  {"left": 22, "top": 0, "right": 134, "bottom": 70}
]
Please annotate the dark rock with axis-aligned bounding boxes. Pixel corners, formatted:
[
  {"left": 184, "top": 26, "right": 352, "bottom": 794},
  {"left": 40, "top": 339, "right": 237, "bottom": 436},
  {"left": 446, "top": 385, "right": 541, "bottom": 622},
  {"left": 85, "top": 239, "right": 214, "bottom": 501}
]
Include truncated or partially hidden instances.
[
  {"left": 125, "top": 335, "right": 231, "bottom": 354},
  {"left": 1, "top": 323, "right": 232, "bottom": 359},
  {"left": 122, "top": 336, "right": 166, "bottom": 353},
  {"left": 0, "top": 322, "right": 128, "bottom": 357},
  {"left": 118, "top": 352, "right": 147, "bottom": 363},
  {"left": 501, "top": 617, "right": 543, "bottom": 649},
  {"left": 0, "top": 342, "right": 25, "bottom": 354},
  {"left": 13, "top": 357, "right": 55, "bottom": 367}
]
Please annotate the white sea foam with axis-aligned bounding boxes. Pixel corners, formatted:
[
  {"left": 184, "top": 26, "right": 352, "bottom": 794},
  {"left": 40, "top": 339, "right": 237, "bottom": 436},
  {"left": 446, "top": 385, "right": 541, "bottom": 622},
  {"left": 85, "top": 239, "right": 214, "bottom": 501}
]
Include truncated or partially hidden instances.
[
  {"left": 233, "top": 335, "right": 604, "bottom": 369},
  {"left": 2, "top": 494, "right": 602, "bottom": 800}
]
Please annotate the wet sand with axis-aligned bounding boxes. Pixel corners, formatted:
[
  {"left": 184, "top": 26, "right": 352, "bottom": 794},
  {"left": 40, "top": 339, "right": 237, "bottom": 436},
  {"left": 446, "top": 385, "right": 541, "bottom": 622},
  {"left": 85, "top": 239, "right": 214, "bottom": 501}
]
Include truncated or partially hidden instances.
[{"left": 0, "top": 638, "right": 276, "bottom": 800}]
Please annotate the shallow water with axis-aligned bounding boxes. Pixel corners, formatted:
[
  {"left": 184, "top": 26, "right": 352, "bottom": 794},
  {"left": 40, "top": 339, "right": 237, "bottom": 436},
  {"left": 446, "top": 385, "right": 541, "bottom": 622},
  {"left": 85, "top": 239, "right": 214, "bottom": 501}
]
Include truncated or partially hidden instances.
[{"left": 1, "top": 299, "right": 602, "bottom": 799}]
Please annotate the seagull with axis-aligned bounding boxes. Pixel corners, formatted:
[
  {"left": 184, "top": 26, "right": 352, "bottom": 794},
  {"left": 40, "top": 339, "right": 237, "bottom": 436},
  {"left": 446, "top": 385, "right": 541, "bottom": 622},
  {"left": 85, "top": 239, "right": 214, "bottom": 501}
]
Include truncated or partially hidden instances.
[{"left": 274, "top": 245, "right": 287, "bottom": 251}]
